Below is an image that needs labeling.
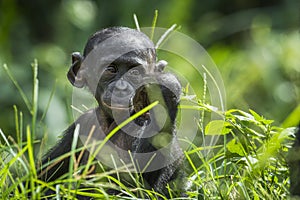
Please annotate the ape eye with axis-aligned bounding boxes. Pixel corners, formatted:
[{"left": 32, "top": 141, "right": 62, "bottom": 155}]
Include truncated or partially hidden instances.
[
  {"left": 105, "top": 65, "right": 118, "bottom": 74},
  {"left": 130, "top": 69, "right": 140, "bottom": 76}
]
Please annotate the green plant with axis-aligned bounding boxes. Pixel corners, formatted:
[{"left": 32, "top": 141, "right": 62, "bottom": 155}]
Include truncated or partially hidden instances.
[
  {"left": 0, "top": 60, "right": 295, "bottom": 199},
  {"left": 183, "top": 104, "right": 294, "bottom": 199},
  {"left": 0, "top": 12, "right": 297, "bottom": 198}
]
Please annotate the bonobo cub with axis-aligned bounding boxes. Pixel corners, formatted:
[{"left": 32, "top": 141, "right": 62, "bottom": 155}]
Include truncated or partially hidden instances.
[{"left": 38, "top": 27, "right": 185, "bottom": 198}]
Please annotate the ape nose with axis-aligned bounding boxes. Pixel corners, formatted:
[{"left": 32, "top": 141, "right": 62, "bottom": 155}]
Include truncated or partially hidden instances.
[
  {"left": 114, "top": 79, "right": 134, "bottom": 98},
  {"left": 115, "top": 79, "right": 128, "bottom": 91}
]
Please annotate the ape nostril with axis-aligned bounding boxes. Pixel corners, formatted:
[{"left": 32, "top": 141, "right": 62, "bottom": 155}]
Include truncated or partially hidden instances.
[{"left": 115, "top": 80, "right": 128, "bottom": 90}]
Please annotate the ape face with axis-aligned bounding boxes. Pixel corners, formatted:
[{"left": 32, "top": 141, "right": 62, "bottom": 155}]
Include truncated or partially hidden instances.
[
  {"left": 68, "top": 27, "right": 181, "bottom": 127},
  {"left": 97, "top": 50, "right": 154, "bottom": 118}
]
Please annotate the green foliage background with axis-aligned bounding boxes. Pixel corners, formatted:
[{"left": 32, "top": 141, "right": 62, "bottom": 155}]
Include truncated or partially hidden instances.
[
  {"left": 0, "top": 0, "right": 299, "bottom": 144},
  {"left": 0, "top": 1, "right": 299, "bottom": 199}
]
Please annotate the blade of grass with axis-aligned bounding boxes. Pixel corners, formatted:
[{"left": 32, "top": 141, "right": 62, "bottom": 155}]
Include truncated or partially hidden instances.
[
  {"left": 20, "top": 111, "right": 23, "bottom": 148},
  {"left": 155, "top": 24, "right": 177, "bottom": 49},
  {"left": 133, "top": 14, "right": 140, "bottom": 32},
  {"left": 200, "top": 65, "right": 225, "bottom": 112},
  {"left": 13, "top": 105, "right": 20, "bottom": 146},
  {"left": 31, "top": 59, "right": 39, "bottom": 137},
  {"left": 26, "top": 125, "right": 37, "bottom": 198},
  {"left": 106, "top": 175, "right": 135, "bottom": 197},
  {"left": 56, "top": 184, "right": 61, "bottom": 200},
  {"left": 11, "top": 107, "right": 25, "bottom": 158},
  {"left": 184, "top": 151, "right": 202, "bottom": 184},
  {"left": 40, "top": 80, "right": 57, "bottom": 121},
  {"left": 68, "top": 124, "right": 80, "bottom": 196},
  {"left": 127, "top": 151, "right": 149, "bottom": 199},
  {"left": 150, "top": 10, "right": 158, "bottom": 40},
  {"left": 0, "top": 128, "right": 28, "bottom": 173},
  {"left": 0, "top": 144, "right": 28, "bottom": 186},
  {"left": 2, "top": 64, "right": 31, "bottom": 111},
  {"left": 200, "top": 73, "right": 207, "bottom": 132}
]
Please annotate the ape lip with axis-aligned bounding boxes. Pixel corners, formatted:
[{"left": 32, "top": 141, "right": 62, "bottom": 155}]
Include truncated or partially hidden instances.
[
  {"left": 102, "top": 101, "right": 133, "bottom": 110},
  {"left": 104, "top": 87, "right": 151, "bottom": 122},
  {"left": 102, "top": 97, "right": 151, "bottom": 117}
]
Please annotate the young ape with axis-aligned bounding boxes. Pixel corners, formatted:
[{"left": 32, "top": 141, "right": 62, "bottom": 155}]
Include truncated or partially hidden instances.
[{"left": 38, "top": 27, "right": 185, "bottom": 198}]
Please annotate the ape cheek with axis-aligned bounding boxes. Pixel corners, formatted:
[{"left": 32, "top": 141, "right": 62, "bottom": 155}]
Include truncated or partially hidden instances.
[{"left": 95, "top": 85, "right": 105, "bottom": 105}]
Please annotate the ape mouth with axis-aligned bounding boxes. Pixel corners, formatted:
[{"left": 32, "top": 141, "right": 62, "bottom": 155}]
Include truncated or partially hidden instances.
[
  {"left": 131, "top": 87, "right": 151, "bottom": 125},
  {"left": 102, "top": 87, "right": 151, "bottom": 125},
  {"left": 102, "top": 100, "right": 134, "bottom": 110}
]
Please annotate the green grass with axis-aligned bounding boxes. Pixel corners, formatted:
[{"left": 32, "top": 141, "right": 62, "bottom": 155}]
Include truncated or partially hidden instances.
[{"left": 0, "top": 61, "right": 295, "bottom": 199}]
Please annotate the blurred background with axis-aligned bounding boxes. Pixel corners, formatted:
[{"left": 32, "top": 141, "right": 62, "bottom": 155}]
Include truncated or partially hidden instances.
[{"left": 0, "top": 0, "right": 299, "bottom": 143}]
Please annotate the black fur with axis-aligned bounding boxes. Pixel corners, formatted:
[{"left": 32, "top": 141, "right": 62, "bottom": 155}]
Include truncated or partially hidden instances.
[{"left": 37, "top": 27, "right": 185, "bottom": 198}]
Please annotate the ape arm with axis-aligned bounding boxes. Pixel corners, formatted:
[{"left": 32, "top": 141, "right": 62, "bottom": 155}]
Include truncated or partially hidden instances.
[{"left": 38, "top": 124, "right": 76, "bottom": 182}]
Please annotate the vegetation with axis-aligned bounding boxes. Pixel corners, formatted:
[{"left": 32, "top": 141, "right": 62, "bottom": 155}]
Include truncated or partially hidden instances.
[
  {"left": 0, "top": 60, "right": 295, "bottom": 199},
  {"left": 1, "top": 1, "right": 299, "bottom": 136},
  {"left": 0, "top": 1, "right": 299, "bottom": 199}
]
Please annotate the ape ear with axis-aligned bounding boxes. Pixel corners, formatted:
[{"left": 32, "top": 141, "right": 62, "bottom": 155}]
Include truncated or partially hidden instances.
[
  {"left": 67, "top": 52, "right": 86, "bottom": 88},
  {"left": 155, "top": 60, "right": 168, "bottom": 72}
]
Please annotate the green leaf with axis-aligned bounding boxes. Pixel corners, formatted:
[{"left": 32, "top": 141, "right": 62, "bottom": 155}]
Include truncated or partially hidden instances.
[
  {"left": 249, "top": 109, "right": 274, "bottom": 125},
  {"left": 226, "top": 138, "right": 245, "bottom": 156},
  {"left": 282, "top": 103, "right": 300, "bottom": 128},
  {"left": 205, "top": 120, "right": 232, "bottom": 135},
  {"left": 249, "top": 109, "right": 262, "bottom": 121}
]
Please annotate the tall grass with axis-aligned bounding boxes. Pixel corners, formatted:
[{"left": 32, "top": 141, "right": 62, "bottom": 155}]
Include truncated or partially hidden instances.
[{"left": 0, "top": 61, "right": 295, "bottom": 199}]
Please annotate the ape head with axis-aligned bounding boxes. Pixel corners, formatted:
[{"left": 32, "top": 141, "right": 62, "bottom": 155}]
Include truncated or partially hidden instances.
[{"left": 67, "top": 27, "right": 181, "bottom": 126}]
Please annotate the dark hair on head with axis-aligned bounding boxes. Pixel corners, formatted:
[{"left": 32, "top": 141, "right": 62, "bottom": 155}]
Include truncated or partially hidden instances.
[
  {"left": 83, "top": 26, "right": 154, "bottom": 57},
  {"left": 83, "top": 27, "right": 154, "bottom": 57},
  {"left": 83, "top": 27, "right": 131, "bottom": 56}
]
